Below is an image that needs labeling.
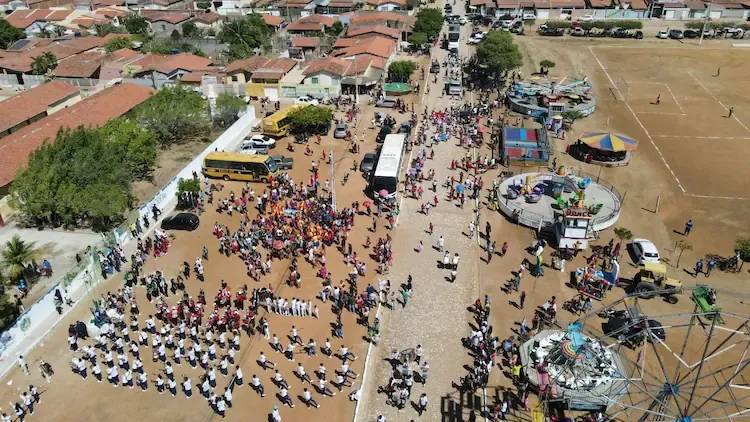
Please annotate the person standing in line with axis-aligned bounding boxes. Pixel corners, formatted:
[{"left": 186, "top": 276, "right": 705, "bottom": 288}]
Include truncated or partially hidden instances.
[
  {"left": 468, "top": 221, "right": 475, "bottom": 239},
  {"left": 259, "top": 352, "right": 276, "bottom": 370},
  {"left": 182, "top": 375, "right": 193, "bottom": 399},
  {"left": 234, "top": 365, "right": 244, "bottom": 387},
  {"left": 520, "top": 291, "right": 526, "bottom": 309},
  {"left": 302, "top": 388, "right": 320, "bottom": 408},
  {"left": 415, "top": 345, "right": 423, "bottom": 365},
  {"left": 167, "top": 377, "right": 178, "bottom": 396},
  {"left": 417, "top": 393, "right": 428, "bottom": 416}
]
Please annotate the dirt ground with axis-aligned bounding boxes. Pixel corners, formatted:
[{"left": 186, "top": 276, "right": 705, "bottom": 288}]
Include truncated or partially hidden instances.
[{"left": 2, "top": 30, "right": 750, "bottom": 422}]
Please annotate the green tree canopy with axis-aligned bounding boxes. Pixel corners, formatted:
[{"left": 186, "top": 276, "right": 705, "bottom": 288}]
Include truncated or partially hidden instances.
[
  {"left": 613, "top": 227, "right": 633, "bottom": 245},
  {"left": 214, "top": 94, "right": 246, "bottom": 129},
  {"left": 219, "top": 14, "right": 273, "bottom": 55},
  {"left": 736, "top": 237, "right": 750, "bottom": 262},
  {"left": 105, "top": 36, "right": 134, "bottom": 53},
  {"left": 474, "top": 31, "right": 522, "bottom": 76},
  {"left": 388, "top": 60, "right": 417, "bottom": 82},
  {"left": 123, "top": 13, "right": 150, "bottom": 34},
  {"left": 133, "top": 86, "right": 211, "bottom": 147},
  {"left": 288, "top": 106, "right": 333, "bottom": 133},
  {"left": 327, "top": 20, "right": 344, "bottom": 36},
  {"left": 94, "top": 23, "right": 126, "bottom": 36},
  {"left": 9, "top": 123, "right": 156, "bottom": 230},
  {"left": 0, "top": 235, "right": 38, "bottom": 282},
  {"left": 0, "top": 20, "right": 26, "bottom": 49},
  {"left": 413, "top": 8, "right": 443, "bottom": 41},
  {"left": 540, "top": 59, "right": 556, "bottom": 73},
  {"left": 170, "top": 28, "right": 182, "bottom": 41},
  {"left": 408, "top": 32, "right": 428, "bottom": 45},
  {"left": 182, "top": 22, "right": 200, "bottom": 38},
  {"left": 30, "top": 52, "right": 57, "bottom": 75}
]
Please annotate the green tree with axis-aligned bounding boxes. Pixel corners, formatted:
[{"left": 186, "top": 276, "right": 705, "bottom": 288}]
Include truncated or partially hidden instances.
[
  {"left": 0, "top": 295, "right": 21, "bottom": 331},
  {"left": 30, "top": 52, "right": 57, "bottom": 75},
  {"left": 177, "top": 178, "right": 201, "bottom": 195},
  {"left": 9, "top": 126, "right": 140, "bottom": 230},
  {"left": 219, "top": 14, "right": 273, "bottom": 54},
  {"left": 227, "top": 43, "right": 254, "bottom": 60},
  {"left": 561, "top": 109, "right": 585, "bottom": 126},
  {"left": 170, "top": 28, "right": 182, "bottom": 41},
  {"left": 408, "top": 32, "right": 428, "bottom": 46},
  {"left": 407, "top": 0, "right": 419, "bottom": 9},
  {"left": 94, "top": 23, "right": 126, "bottom": 36},
  {"left": 388, "top": 60, "right": 417, "bottom": 82},
  {"left": 540, "top": 59, "right": 556, "bottom": 74},
  {"left": 613, "top": 227, "right": 633, "bottom": 248},
  {"left": 413, "top": 8, "right": 444, "bottom": 41},
  {"left": 98, "top": 118, "right": 156, "bottom": 180},
  {"left": 133, "top": 86, "right": 211, "bottom": 147},
  {"left": 0, "top": 20, "right": 26, "bottom": 49},
  {"left": 0, "top": 235, "right": 38, "bottom": 282},
  {"left": 735, "top": 237, "right": 750, "bottom": 267},
  {"left": 182, "top": 21, "right": 200, "bottom": 38},
  {"left": 123, "top": 13, "right": 150, "bottom": 35},
  {"left": 288, "top": 106, "right": 333, "bottom": 133},
  {"left": 327, "top": 20, "right": 344, "bottom": 36},
  {"left": 474, "top": 31, "right": 522, "bottom": 77},
  {"left": 214, "top": 94, "right": 246, "bottom": 129},
  {"left": 105, "top": 36, "right": 134, "bottom": 53}
]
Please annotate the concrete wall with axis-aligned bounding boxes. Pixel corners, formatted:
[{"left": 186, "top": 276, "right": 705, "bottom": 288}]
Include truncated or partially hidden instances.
[
  {"left": 46, "top": 93, "right": 84, "bottom": 114},
  {"left": 302, "top": 71, "right": 340, "bottom": 86}
]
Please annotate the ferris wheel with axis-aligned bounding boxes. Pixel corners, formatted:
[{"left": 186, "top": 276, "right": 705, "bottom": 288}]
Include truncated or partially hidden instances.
[{"left": 521, "top": 286, "right": 750, "bottom": 422}]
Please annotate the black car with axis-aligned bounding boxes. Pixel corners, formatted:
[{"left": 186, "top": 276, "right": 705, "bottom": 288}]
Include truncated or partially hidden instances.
[
  {"left": 161, "top": 213, "right": 199, "bottom": 231},
  {"left": 634, "top": 30, "right": 644, "bottom": 39},
  {"left": 605, "top": 317, "right": 666, "bottom": 345},
  {"left": 360, "top": 152, "right": 376, "bottom": 173},
  {"left": 376, "top": 125, "right": 392, "bottom": 143},
  {"left": 683, "top": 29, "right": 699, "bottom": 39}
]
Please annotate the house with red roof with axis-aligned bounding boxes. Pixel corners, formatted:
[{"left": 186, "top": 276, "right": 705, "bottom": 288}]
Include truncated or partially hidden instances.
[
  {"left": 141, "top": 11, "right": 194, "bottom": 35},
  {"left": 0, "top": 80, "right": 81, "bottom": 140}
]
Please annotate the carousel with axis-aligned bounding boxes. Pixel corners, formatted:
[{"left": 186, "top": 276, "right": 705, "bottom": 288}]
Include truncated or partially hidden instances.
[{"left": 568, "top": 132, "right": 638, "bottom": 167}]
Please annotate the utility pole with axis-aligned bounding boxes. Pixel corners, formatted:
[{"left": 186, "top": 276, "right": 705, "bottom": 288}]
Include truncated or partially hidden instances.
[{"left": 698, "top": 0, "right": 713, "bottom": 45}]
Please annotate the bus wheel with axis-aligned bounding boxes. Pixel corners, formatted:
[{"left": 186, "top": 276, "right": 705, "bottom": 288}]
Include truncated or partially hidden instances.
[{"left": 222, "top": 175, "right": 230, "bottom": 181}]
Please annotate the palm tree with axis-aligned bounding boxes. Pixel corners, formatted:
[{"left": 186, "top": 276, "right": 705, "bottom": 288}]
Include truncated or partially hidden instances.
[
  {"left": 0, "top": 235, "right": 38, "bottom": 281},
  {"left": 30, "top": 52, "right": 57, "bottom": 75}
]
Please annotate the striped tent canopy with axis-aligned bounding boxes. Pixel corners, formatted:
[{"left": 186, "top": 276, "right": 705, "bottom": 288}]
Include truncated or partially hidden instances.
[{"left": 578, "top": 132, "right": 638, "bottom": 152}]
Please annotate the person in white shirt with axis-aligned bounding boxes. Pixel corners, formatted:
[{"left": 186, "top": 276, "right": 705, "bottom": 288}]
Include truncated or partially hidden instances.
[
  {"left": 122, "top": 369, "right": 134, "bottom": 389},
  {"left": 215, "top": 397, "right": 226, "bottom": 418},
  {"left": 182, "top": 376, "right": 193, "bottom": 398},
  {"left": 318, "top": 378, "right": 335, "bottom": 396},
  {"left": 417, "top": 393, "right": 428, "bottom": 416},
  {"left": 201, "top": 376, "right": 211, "bottom": 399},
  {"left": 302, "top": 388, "right": 320, "bottom": 408},
  {"left": 208, "top": 367, "right": 217, "bottom": 388},
  {"left": 92, "top": 362, "right": 102, "bottom": 383},
  {"left": 20, "top": 392, "right": 33, "bottom": 415},
  {"left": 271, "top": 405, "right": 281, "bottom": 422},
  {"left": 223, "top": 387, "right": 232, "bottom": 408},
  {"left": 318, "top": 363, "right": 326, "bottom": 381},
  {"left": 234, "top": 366, "right": 244, "bottom": 387},
  {"left": 259, "top": 352, "right": 275, "bottom": 370},
  {"left": 251, "top": 374, "right": 265, "bottom": 397},
  {"left": 279, "top": 387, "right": 294, "bottom": 408},
  {"left": 167, "top": 378, "right": 177, "bottom": 396},
  {"left": 138, "top": 372, "right": 148, "bottom": 391},
  {"left": 339, "top": 346, "right": 357, "bottom": 362},
  {"left": 76, "top": 359, "right": 87, "bottom": 379},
  {"left": 108, "top": 366, "right": 119, "bottom": 387},
  {"left": 156, "top": 374, "right": 165, "bottom": 393},
  {"left": 274, "top": 370, "right": 290, "bottom": 389},
  {"left": 297, "top": 363, "right": 313, "bottom": 384}
]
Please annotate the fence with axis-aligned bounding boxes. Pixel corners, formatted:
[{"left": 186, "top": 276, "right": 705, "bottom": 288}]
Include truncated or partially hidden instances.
[{"left": 0, "top": 105, "right": 257, "bottom": 376}]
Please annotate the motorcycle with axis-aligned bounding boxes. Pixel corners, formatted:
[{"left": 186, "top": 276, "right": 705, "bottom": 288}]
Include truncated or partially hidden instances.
[{"left": 597, "top": 309, "right": 626, "bottom": 319}]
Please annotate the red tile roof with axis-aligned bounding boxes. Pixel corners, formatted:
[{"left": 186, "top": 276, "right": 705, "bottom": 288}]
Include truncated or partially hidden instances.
[
  {"left": 0, "top": 81, "right": 79, "bottom": 134},
  {"left": 154, "top": 53, "right": 213, "bottom": 74},
  {"left": 180, "top": 71, "right": 218, "bottom": 83},
  {"left": 332, "top": 36, "right": 396, "bottom": 59},
  {"left": 333, "top": 38, "right": 359, "bottom": 48},
  {"left": 7, "top": 8, "right": 73, "bottom": 23},
  {"left": 285, "top": 21, "right": 324, "bottom": 32},
  {"left": 224, "top": 56, "right": 272, "bottom": 74},
  {"left": 534, "top": 0, "right": 586, "bottom": 7},
  {"left": 250, "top": 57, "right": 297, "bottom": 79},
  {"left": 298, "top": 14, "right": 338, "bottom": 27},
  {"left": 193, "top": 12, "right": 224, "bottom": 24},
  {"left": 303, "top": 57, "right": 352, "bottom": 76},
  {"left": 346, "top": 24, "right": 401, "bottom": 39},
  {"left": 261, "top": 14, "right": 285, "bottom": 26},
  {"left": 366, "top": 0, "right": 407, "bottom": 6},
  {"left": 51, "top": 58, "right": 103, "bottom": 78},
  {"left": 348, "top": 11, "right": 414, "bottom": 26},
  {"left": 141, "top": 11, "right": 192, "bottom": 24},
  {"left": 107, "top": 48, "right": 140, "bottom": 61},
  {"left": 290, "top": 37, "right": 321, "bottom": 48},
  {"left": 0, "top": 83, "right": 154, "bottom": 187}
]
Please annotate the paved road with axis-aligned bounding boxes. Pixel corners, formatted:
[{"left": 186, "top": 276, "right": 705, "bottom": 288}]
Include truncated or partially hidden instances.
[{"left": 356, "top": 3, "right": 486, "bottom": 421}]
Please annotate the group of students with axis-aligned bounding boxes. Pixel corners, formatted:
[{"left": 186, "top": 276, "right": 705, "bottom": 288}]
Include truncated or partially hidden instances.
[{"left": 2, "top": 384, "right": 40, "bottom": 422}]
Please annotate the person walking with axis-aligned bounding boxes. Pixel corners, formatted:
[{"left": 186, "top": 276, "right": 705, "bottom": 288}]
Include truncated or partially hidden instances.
[
  {"left": 707, "top": 258, "right": 716, "bottom": 277},
  {"left": 520, "top": 291, "right": 526, "bottom": 309},
  {"left": 417, "top": 393, "right": 428, "bottom": 416},
  {"left": 501, "top": 242, "right": 508, "bottom": 257},
  {"left": 695, "top": 259, "right": 704, "bottom": 278},
  {"left": 685, "top": 219, "right": 693, "bottom": 236},
  {"left": 655, "top": 94, "right": 660, "bottom": 105},
  {"left": 729, "top": 107, "right": 735, "bottom": 118},
  {"left": 468, "top": 221, "right": 475, "bottom": 239}
]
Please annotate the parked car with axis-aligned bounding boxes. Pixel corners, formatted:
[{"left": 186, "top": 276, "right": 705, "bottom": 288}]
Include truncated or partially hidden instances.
[
  {"left": 243, "top": 134, "right": 276, "bottom": 149},
  {"left": 657, "top": 29, "right": 669, "bottom": 39},
  {"left": 632, "top": 238, "right": 661, "bottom": 264},
  {"left": 612, "top": 28, "right": 629, "bottom": 38},
  {"left": 398, "top": 121, "right": 413, "bottom": 136},
  {"left": 294, "top": 95, "right": 319, "bottom": 106},
  {"left": 571, "top": 27, "right": 585, "bottom": 36},
  {"left": 430, "top": 60, "right": 440, "bottom": 73},
  {"left": 270, "top": 155, "right": 294, "bottom": 170},
  {"left": 376, "top": 125, "right": 392, "bottom": 143},
  {"left": 538, "top": 25, "right": 564, "bottom": 36},
  {"left": 634, "top": 30, "right": 644, "bottom": 39},
  {"left": 333, "top": 123, "right": 349, "bottom": 139},
  {"left": 578, "top": 14, "right": 594, "bottom": 22},
  {"left": 510, "top": 20, "right": 524, "bottom": 33},
  {"left": 360, "top": 152, "right": 376, "bottom": 173},
  {"left": 376, "top": 97, "right": 397, "bottom": 108},
  {"left": 236, "top": 142, "right": 269, "bottom": 155},
  {"left": 669, "top": 29, "right": 683, "bottom": 39},
  {"left": 161, "top": 213, "right": 199, "bottom": 231},
  {"left": 683, "top": 29, "right": 699, "bottom": 39},
  {"left": 458, "top": 16, "right": 467, "bottom": 25},
  {"left": 522, "top": 13, "right": 536, "bottom": 20}
]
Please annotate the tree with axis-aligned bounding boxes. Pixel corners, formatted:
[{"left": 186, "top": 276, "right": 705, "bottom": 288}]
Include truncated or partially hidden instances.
[
  {"left": 9, "top": 125, "right": 144, "bottom": 230},
  {"left": 735, "top": 237, "right": 750, "bottom": 269},
  {"left": 613, "top": 227, "right": 633, "bottom": 247},
  {"left": 408, "top": 32, "right": 428, "bottom": 46},
  {"left": 561, "top": 109, "right": 585, "bottom": 126},
  {"left": 0, "top": 235, "right": 38, "bottom": 282},
  {"left": 540, "top": 59, "right": 556, "bottom": 74},
  {"left": 0, "top": 295, "right": 20, "bottom": 332},
  {"left": 327, "top": 20, "right": 344, "bottom": 36},
  {"left": 288, "top": 106, "right": 333, "bottom": 133},
  {"left": 413, "top": 8, "right": 444, "bottom": 41},
  {"left": 674, "top": 240, "right": 692, "bottom": 268},
  {"left": 474, "top": 31, "right": 522, "bottom": 77},
  {"left": 123, "top": 13, "right": 150, "bottom": 35},
  {"left": 0, "top": 19, "right": 26, "bottom": 49},
  {"left": 219, "top": 14, "right": 273, "bottom": 54},
  {"left": 182, "top": 22, "right": 200, "bottom": 39},
  {"left": 214, "top": 93, "right": 247, "bottom": 129},
  {"left": 407, "top": 0, "right": 420, "bottom": 9},
  {"left": 105, "top": 36, "right": 134, "bottom": 53},
  {"left": 170, "top": 29, "right": 182, "bottom": 41},
  {"left": 93, "top": 23, "right": 126, "bottom": 36},
  {"left": 388, "top": 60, "right": 417, "bottom": 82},
  {"left": 30, "top": 52, "right": 57, "bottom": 75},
  {"left": 97, "top": 118, "right": 156, "bottom": 180},
  {"left": 133, "top": 86, "right": 211, "bottom": 147}
]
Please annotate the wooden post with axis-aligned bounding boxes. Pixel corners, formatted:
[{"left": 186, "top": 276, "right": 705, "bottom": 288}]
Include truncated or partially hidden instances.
[{"left": 655, "top": 195, "right": 660, "bottom": 214}]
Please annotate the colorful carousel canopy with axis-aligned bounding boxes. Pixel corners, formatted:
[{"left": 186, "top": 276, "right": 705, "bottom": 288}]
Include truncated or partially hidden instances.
[{"left": 578, "top": 132, "right": 638, "bottom": 152}]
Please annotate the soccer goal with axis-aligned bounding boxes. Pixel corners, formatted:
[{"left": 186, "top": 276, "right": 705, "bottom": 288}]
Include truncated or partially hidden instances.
[{"left": 609, "top": 76, "right": 630, "bottom": 102}]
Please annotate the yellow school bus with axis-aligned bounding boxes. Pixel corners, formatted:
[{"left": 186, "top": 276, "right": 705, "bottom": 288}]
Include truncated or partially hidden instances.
[
  {"left": 261, "top": 104, "right": 308, "bottom": 137},
  {"left": 202, "top": 152, "right": 279, "bottom": 182}
]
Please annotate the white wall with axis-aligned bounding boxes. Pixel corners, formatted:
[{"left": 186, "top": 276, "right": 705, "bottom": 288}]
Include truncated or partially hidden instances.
[{"left": 303, "top": 71, "right": 340, "bottom": 86}]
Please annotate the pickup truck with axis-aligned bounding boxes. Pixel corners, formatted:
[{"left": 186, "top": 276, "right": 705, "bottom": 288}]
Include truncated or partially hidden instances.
[
  {"left": 376, "top": 97, "right": 397, "bottom": 108},
  {"left": 271, "top": 155, "right": 294, "bottom": 170}
]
